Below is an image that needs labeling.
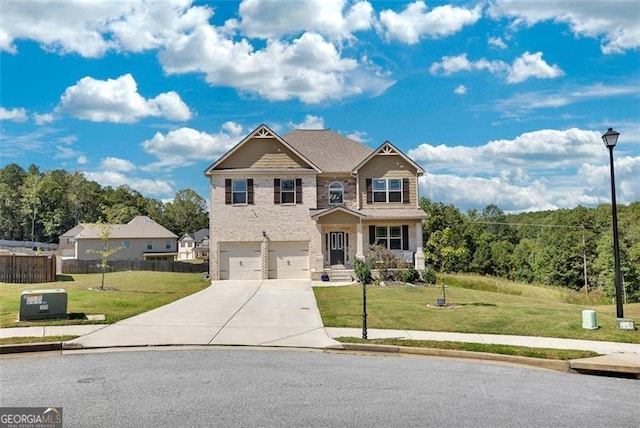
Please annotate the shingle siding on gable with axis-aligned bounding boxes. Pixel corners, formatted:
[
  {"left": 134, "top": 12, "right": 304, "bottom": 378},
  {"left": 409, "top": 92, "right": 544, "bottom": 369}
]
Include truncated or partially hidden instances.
[
  {"left": 215, "top": 137, "right": 311, "bottom": 169},
  {"left": 358, "top": 156, "right": 417, "bottom": 209}
]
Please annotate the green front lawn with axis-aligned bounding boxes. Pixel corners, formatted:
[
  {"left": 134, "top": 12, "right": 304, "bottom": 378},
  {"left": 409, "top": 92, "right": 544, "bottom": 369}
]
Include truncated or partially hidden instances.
[
  {"left": 0, "top": 271, "right": 210, "bottom": 327},
  {"left": 314, "top": 278, "right": 640, "bottom": 344}
]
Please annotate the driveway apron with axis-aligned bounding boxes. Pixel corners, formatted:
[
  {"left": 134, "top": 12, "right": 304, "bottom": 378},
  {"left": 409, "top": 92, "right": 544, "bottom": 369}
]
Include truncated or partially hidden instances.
[{"left": 66, "top": 280, "right": 338, "bottom": 349}]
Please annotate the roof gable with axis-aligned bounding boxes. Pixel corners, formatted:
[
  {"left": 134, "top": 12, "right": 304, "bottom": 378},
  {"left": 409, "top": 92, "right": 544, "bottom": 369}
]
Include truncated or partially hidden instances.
[
  {"left": 351, "top": 141, "right": 424, "bottom": 175},
  {"left": 205, "top": 124, "right": 320, "bottom": 174}
]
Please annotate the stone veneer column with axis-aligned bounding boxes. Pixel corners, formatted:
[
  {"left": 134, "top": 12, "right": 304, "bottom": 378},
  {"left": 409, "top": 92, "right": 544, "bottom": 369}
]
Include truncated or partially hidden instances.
[{"left": 415, "top": 222, "right": 425, "bottom": 270}]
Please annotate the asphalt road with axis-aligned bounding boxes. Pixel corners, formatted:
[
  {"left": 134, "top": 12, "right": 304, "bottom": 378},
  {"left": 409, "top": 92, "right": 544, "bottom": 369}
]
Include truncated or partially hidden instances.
[{"left": 1, "top": 348, "right": 639, "bottom": 427}]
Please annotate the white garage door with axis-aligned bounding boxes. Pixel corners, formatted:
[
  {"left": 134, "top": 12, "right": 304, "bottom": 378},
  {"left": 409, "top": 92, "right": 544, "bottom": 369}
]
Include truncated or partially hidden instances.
[
  {"left": 268, "top": 241, "right": 309, "bottom": 279},
  {"left": 219, "top": 242, "right": 261, "bottom": 280}
]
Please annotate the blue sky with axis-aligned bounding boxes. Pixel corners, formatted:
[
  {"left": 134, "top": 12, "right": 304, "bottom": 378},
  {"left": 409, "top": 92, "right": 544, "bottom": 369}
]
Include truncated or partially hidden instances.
[{"left": 1, "top": 0, "right": 638, "bottom": 213}]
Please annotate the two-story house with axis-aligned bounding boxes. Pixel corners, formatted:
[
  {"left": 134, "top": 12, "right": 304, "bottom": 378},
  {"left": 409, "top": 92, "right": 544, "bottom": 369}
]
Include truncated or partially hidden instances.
[
  {"left": 178, "top": 228, "right": 210, "bottom": 260},
  {"left": 205, "top": 124, "right": 426, "bottom": 281}
]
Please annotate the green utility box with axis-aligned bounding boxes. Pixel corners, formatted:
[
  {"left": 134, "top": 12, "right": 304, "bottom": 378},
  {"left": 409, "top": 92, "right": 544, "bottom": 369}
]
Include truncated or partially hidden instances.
[
  {"left": 582, "top": 310, "right": 598, "bottom": 329},
  {"left": 20, "top": 289, "right": 68, "bottom": 321}
]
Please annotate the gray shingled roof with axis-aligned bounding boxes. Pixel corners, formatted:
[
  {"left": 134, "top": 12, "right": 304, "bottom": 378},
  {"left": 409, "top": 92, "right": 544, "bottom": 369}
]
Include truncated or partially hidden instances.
[
  {"left": 282, "top": 129, "right": 373, "bottom": 173},
  {"left": 75, "top": 216, "right": 177, "bottom": 239}
]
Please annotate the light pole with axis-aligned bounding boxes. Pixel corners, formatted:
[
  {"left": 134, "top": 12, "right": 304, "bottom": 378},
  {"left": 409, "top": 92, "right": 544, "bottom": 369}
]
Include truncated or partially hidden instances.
[{"left": 601, "top": 128, "right": 624, "bottom": 319}]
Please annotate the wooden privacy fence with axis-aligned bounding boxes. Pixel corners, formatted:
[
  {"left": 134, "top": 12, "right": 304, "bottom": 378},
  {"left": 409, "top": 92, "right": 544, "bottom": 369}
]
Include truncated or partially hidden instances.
[
  {"left": 0, "top": 255, "right": 57, "bottom": 283},
  {"left": 62, "top": 259, "right": 208, "bottom": 274}
]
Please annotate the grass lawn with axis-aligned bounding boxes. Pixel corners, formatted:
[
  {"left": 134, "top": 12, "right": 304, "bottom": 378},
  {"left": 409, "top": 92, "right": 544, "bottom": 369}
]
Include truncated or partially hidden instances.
[
  {"left": 314, "top": 274, "right": 640, "bottom": 344},
  {"left": 334, "top": 337, "right": 600, "bottom": 360},
  {"left": 0, "top": 271, "right": 210, "bottom": 328}
]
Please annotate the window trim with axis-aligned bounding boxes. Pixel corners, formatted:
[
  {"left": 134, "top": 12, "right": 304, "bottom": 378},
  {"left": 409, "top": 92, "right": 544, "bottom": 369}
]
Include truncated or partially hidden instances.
[
  {"left": 280, "top": 178, "right": 295, "bottom": 204},
  {"left": 328, "top": 182, "right": 344, "bottom": 205},
  {"left": 375, "top": 226, "right": 402, "bottom": 250},
  {"left": 371, "top": 178, "right": 403, "bottom": 203},
  {"left": 232, "top": 179, "right": 248, "bottom": 205}
]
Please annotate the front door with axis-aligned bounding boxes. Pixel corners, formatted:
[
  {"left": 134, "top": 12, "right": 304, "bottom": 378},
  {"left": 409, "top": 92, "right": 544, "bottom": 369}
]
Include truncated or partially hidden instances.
[{"left": 329, "top": 232, "right": 345, "bottom": 265}]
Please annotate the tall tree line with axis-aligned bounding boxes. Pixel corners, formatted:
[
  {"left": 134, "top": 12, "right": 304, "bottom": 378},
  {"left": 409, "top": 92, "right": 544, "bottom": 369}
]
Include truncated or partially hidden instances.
[
  {"left": 0, "top": 164, "right": 209, "bottom": 243},
  {"left": 421, "top": 198, "right": 640, "bottom": 303}
]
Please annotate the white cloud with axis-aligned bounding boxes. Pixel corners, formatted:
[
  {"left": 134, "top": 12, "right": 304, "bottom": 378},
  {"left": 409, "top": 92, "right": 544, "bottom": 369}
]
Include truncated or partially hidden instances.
[
  {"left": 429, "top": 53, "right": 506, "bottom": 76},
  {"left": 430, "top": 51, "right": 563, "bottom": 84},
  {"left": 379, "top": 1, "right": 481, "bottom": 44},
  {"left": 141, "top": 124, "right": 244, "bottom": 170},
  {"left": 101, "top": 157, "right": 137, "bottom": 172},
  {"left": 0, "top": 107, "right": 28, "bottom": 122},
  {"left": 77, "top": 156, "right": 89, "bottom": 165},
  {"left": 233, "top": 0, "right": 374, "bottom": 39},
  {"left": 56, "top": 74, "right": 192, "bottom": 123},
  {"left": 0, "top": 0, "right": 212, "bottom": 57},
  {"left": 289, "top": 115, "right": 325, "bottom": 130},
  {"left": 33, "top": 113, "right": 54, "bottom": 125},
  {"left": 409, "top": 128, "right": 640, "bottom": 212},
  {"left": 454, "top": 85, "right": 467, "bottom": 95},
  {"left": 488, "top": 36, "right": 507, "bottom": 49},
  {"left": 489, "top": 0, "right": 640, "bottom": 54},
  {"left": 160, "top": 28, "right": 390, "bottom": 104},
  {"left": 492, "top": 83, "right": 640, "bottom": 117},
  {"left": 85, "top": 171, "right": 173, "bottom": 197},
  {"left": 506, "top": 51, "right": 564, "bottom": 83}
]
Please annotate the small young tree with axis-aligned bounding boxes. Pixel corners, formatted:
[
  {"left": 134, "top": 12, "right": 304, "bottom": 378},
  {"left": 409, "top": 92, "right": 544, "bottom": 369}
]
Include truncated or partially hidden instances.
[
  {"left": 426, "top": 228, "right": 466, "bottom": 302},
  {"left": 86, "top": 221, "right": 122, "bottom": 290}
]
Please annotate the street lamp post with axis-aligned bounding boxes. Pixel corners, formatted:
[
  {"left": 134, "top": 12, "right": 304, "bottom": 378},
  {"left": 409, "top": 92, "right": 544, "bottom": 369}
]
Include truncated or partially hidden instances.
[{"left": 601, "top": 128, "right": 624, "bottom": 319}]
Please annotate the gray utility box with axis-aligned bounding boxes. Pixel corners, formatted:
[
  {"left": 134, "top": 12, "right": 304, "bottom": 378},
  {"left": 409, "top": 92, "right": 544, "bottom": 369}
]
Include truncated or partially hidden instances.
[{"left": 20, "top": 289, "right": 68, "bottom": 321}]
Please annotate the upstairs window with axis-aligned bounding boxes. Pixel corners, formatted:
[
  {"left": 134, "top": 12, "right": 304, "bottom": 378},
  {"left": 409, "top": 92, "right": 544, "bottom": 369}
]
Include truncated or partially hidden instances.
[
  {"left": 146, "top": 241, "right": 152, "bottom": 250},
  {"left": 274, "top": 178, "right": 303, "bottom": 204},
  {"left": 367, "top": 178, "right": 409, "bottom": 203},
  {"left": 123, "top": 240, "right": 130, "bottom": 249},
  {"left": 329, "top": 182, "right": 344, "bottom": 204},
  {"left": 232, "top": 179, "right": 247, "bottom": 204},
  {"left": 225, "top": 179, "right": 254, "bottom": 205},
  {"left": 281, "top": 179, "right": 295, "bottom": 204},
  {"left": 165, "top": 240, "right": 172, "bottom": 250}
]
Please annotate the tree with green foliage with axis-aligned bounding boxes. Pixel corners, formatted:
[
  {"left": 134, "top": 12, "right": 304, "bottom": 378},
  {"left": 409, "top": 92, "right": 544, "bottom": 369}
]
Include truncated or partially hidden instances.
[{"left": 86, "top": 221, "right": 123, "bottom": 290}]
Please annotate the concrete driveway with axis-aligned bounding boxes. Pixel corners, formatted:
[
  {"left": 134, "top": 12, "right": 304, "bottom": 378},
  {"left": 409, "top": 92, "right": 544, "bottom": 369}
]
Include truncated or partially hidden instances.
[{"left": 66, "top": 280, "right": 339, "bottom": 349}]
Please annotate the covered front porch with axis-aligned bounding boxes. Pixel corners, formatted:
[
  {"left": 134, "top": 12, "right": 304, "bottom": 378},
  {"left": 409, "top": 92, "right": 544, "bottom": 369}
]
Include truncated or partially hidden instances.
[{"left": 311, "top": 206, "right": 426, "bottom": 280}]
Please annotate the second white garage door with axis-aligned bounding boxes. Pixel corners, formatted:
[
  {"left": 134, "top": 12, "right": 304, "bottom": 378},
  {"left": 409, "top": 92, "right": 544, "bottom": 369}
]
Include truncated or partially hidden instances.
[
  {"left": 219, "top": 242, "right": 261, "bottom": 280},
  {"left": 268, "top": 241, "right": 309, "bottom": 279}
]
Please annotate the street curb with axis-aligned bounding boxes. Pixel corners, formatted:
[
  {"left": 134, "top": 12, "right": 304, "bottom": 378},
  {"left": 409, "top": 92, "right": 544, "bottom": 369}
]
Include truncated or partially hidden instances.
[
  {"left": 338, "top": 343, "right": 571, "bottom": 372},
  {"left": 1, "top": 342, "right": 63, "bottom": 355}
]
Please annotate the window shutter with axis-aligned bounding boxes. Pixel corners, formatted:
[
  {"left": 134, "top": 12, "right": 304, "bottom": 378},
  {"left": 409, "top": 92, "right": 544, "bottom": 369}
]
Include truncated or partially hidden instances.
[
  {"left": 402, "top": 225, "right": 409, "bottom": 250},
  {"left": 247, "top": 179, "right": 254, "bottom": 204},
  {"left": 296, "top": 178, "right": 302, "bottom": 204},
  {"left": 369, "top": 225, "right": 376, "bottom": 245},
  {"left": 366, "top": 179, "right": 372, "bottom": 203},
  {"left": 225, "top": 179, "right": 232, "bottom": 204},
  {"left": 402, "top": 178, "right": 410, "bottom": 204},
  {"left": 274, "top": 179, "right": 280, "bottom": 204}
]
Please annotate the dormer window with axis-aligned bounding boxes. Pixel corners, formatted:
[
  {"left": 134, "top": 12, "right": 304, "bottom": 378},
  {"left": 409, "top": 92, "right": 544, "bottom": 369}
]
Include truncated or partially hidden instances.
[{"left": 329, "top": 182, "right": 344, "bottom": 204}]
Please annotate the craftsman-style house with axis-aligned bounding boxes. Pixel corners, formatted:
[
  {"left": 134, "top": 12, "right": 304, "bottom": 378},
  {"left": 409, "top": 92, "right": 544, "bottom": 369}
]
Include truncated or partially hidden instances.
[{"left": 205, "top": 124, "right": 426, "bottom": 280}]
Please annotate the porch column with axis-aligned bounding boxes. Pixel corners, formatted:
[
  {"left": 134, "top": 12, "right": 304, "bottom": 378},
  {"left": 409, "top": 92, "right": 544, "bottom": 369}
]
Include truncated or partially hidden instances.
[
  {"left": 356, "top": 222, "right": 364, "bottom": 260},
  {"left": 415, "top": 221, "right": 425, "bottom": 270}
]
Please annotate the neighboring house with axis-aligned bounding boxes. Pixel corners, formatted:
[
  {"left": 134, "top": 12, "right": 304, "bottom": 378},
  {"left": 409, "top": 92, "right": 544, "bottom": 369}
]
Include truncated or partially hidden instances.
[
  {"left": 178, "top": 228, "right": 210, "bottom": 260},
  {"left": 60, "top": 216, "right": 178, "bottom": 261},
  {"left": 204, "top": 124, "right": 426, "bottom": 281}
]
